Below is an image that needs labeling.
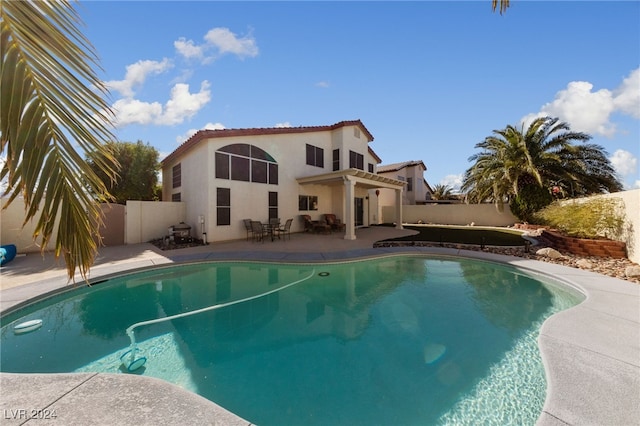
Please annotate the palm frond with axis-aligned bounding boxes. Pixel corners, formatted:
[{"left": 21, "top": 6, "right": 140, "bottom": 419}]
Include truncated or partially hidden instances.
[{"left": 1, "top": 0, "right": 118, "bottom": 281}]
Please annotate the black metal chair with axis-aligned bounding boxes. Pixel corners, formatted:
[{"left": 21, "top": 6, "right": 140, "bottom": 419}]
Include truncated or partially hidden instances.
[
  {"left": 243, "top": 219, "right": 253, "bottom": 241},
  {"left": 250, "top": 220, "right": 268, "bottom": 243},
  {"left": 276, "top": 218, "right": 293, "bottom": 241}
]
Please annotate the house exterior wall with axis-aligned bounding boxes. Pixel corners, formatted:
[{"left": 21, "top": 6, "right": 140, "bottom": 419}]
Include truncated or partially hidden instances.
[
  {"left": 161, "top": 123, "right": 377, "bottom": 242},
  {"left": 376, "top": 164, "right": 430, "bottom": 206}
]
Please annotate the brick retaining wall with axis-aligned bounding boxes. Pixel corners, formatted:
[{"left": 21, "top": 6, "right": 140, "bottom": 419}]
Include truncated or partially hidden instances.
[{"left": 541, "top": 229, "right": 627, "bottom": 258}]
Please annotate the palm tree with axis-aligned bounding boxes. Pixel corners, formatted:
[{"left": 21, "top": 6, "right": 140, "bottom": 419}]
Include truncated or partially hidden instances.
[
  {"left": 1, "top": 1, "right": 118, "bottom": 280},
  {"left": 462, "top": 117, "right": 622, "bottom": 206},
  {"left": 492, "top": 0, "right": 510, "bottom": 15},
  {"left": 431, "top": 184, "right": 455, "bottom": 201}
]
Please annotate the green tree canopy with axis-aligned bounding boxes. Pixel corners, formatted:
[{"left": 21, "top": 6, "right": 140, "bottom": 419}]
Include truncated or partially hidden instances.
[
  {"left": 88, "top": 141, "right": 160, "bottom": 204},
  {"left": 1, "top": 0, "right": 118, "bottom": 280},
  {"left": 431, "top": 184, "right": 455, "bottom": 201},
  {"left": 461, "top": 117, "right": 622, "bottom": 212}
]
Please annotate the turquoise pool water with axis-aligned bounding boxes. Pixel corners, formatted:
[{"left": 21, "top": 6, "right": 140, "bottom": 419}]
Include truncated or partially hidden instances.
[{"left": 0, "top": 256, "right": 583, "bottom": 425}]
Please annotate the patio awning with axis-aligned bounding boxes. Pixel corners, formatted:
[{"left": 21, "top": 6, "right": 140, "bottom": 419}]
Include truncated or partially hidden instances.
[
  {"left": 297, "top": 169, "right": 404, "bottom": 240},
  {"left": 296, "top": 168, "right": 405, "bottom": 190}
]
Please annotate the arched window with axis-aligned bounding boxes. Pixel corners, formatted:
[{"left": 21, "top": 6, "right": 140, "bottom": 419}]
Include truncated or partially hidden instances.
[{"left": 215, "top": 144, "right": 278, "bottom": 185}]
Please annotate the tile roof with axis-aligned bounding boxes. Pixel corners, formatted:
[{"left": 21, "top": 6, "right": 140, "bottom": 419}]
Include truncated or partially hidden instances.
[
  {"left": 377, "top": 160, "right": 427, "bottom": 173},
  {"left": 161, "top": 120, "right": 374, "bottom": 165}
]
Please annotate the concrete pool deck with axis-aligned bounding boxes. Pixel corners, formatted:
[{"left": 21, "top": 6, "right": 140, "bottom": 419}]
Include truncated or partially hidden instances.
[{"left": 1, "top": 226, "right": 638, "bottom": 425}]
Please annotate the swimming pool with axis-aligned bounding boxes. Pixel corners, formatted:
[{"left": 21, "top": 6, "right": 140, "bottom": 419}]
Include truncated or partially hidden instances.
[{"left": 0, "top": 255, "right": 583, "bottom": 425}]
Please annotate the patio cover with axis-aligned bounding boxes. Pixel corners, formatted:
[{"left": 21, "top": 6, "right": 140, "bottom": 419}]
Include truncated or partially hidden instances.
[{"left": 297, "top": 169, "right": 405, "bottom": 240}]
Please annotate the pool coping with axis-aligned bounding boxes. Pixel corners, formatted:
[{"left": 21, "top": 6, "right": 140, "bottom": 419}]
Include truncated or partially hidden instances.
[{"left": 1, "top": 245, "right": 639, "bottom": 425}]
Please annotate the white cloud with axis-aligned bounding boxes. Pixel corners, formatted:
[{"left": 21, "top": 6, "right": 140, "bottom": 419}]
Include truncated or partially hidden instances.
[
  {"left": 275, "top": 122, "right": 292, "bottom": 128},
  {"left": 112, "top": 98, "right": 163, "bottom": 126},
  {"left": 174, "top": 38, "right": 204, "bottom": 60},
  {"left": 440, "top": 174, "right": 463, "bottom": 192},
  {"left": 205, "top": 27, "right": 258, "bottom": 57},
  {"left": 613, "top": 68, "right": 640, "bottom": 119},
  {"left": 112, "top": 81, "right": 211, "bottom": 127},
  {"left": 609, "top": 149, "right": 638, "bottom": 177},
  {"left": 176, "top": 27, "right": 258, "bottom": 63},
  {"left": 105, "top": 59, "right": 172, "bottom": 98},
  {"left": 633, "top": 180, "right": 640, "bottom": 189},
  {"left": 315, "top": 81, "right": 330, "bottom": 88},
  {"left": 161, "top": 81, "right": 212, "bottom": 125},
  {"left": 521, "top": 67, "right": 639, "bottom": 137}
]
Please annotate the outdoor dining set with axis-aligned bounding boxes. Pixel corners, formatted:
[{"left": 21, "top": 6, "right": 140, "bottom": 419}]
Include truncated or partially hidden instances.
[
  {"left": 243, "top": 218, "right": 293, "bottom": 242},
  {"left": 243, "top": 214, "right": 346, "bottom": 243}
]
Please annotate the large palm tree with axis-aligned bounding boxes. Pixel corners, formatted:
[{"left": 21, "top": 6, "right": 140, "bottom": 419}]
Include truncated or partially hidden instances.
[
  {"left": 1, "top": 1, "right": 118, "bottom": 280},
  {"left": 462, "top": 117, "right": 622, "bottom": 205}
]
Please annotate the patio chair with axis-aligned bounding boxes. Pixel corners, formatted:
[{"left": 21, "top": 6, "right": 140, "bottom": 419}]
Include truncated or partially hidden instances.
[
  {"left": 243, "top": 219, "right": 254, "bottom": 241},
  {"left": 268, "top": 218, "right": 281, "bottom": 240},
  {"left": 250, "top": 220, "right": 268, "bottom": 243},
  {"left": 324, "top": 214, "right": 345, "bottom": 232},
  {"left": 276, "top": 218, "right": 293, "bottom": 241},
  {"left": 301, "top": 215, "right": 314, "bottom": 232}
]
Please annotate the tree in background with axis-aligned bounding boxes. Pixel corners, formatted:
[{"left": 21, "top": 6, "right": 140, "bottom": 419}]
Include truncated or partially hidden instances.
[
  {"left": 88, "top": 141, "right": 160, "bottom": 204},
  {"left": 431, "top": 184, "right": 455, "bottom": 201},
  {"left": 461, "top": 117, "right": 622, "bottom": 221},
  {"left": 1, "top": 1, "right": 118, "bottom": 280}
]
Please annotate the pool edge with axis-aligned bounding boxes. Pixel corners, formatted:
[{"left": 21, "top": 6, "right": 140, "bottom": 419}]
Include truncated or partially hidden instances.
[{"left": 1, "top": 246, "right": 638, "bottom": 426}]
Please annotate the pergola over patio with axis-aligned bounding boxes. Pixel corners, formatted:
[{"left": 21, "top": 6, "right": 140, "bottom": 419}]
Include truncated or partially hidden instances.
[{"left": 297, "top": 168, "right": 405, "bottom": 240}]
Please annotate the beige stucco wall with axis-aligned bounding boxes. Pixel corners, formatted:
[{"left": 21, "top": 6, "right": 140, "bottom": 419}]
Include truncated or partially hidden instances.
[
  {"left": 162, "top": 124, "right": 377, "bottom": 242},
  {"left": 381, "top": 203, "right": 519, "bottom": 227},
  {"left": 1, "top": 197, "right": 59, "bottom": 253},
  {"left": 377, "top": 165, "right": 427, "bottom": 205},
  {"left": 125, "top": 200, "right": 186, "bottom": 244}
]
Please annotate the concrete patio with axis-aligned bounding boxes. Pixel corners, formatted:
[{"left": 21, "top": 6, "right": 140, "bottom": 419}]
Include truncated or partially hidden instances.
[{"left": 1, "top": 226, "right": 638, "bottom": 425}]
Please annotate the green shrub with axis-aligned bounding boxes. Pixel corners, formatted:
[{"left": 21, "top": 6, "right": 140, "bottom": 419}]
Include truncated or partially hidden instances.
[
  {"left": 534, "top": 197, "right": 625, "bottom": 239},
  {"left": 509, "top": 184, "right": 553, "bottom": 223}
]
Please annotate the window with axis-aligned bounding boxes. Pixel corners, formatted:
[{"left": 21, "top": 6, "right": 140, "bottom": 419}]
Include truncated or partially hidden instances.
[
  {"left": 298, "top": 195, "right": 318, "bottom": 211},
  {"left": 172, "top": 163, "right": 181, "bottom": 188},
  {"left": 306, "top": 144, "right": 324, "bottom": 168},
  {"left": 231, "top": 156, "right": 250, "bottom": 182},
  {"left": 252, "top": 159, "right": 267, "bottom": 183},
  {"left": 349, "top": 150, "right": 364, "bottom": 170},
  {"left": 215, "top": 144, "right": 278, "bottom": 184},
  {"left": 217, "top": 187, "right": 231, "bottom": 226},
  {"left": 268, "top": 191, "right": 278, "bottom": 220},
  {"left": 407, "top": 177, "right": 413, "bottom": 192},
  {"left": 333, "top": 149, "right": 340, "bottom": 171},
  {"left": 215, "top": 152, "right": 229, "bottom": 179},
  {"left": 171, "top": 193, "right": 181, "bottom": 202},
  {"left": 368, "top": 163, "right": 374, "bottom": 173}
]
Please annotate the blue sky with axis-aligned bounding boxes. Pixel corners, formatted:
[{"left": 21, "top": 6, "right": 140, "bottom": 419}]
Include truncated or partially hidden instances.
[{"left": 81, "top": 1, "right": 640, "bottom": 190}]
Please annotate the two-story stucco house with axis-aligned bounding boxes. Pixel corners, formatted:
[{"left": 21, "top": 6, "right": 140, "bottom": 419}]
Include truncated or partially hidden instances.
[
  {"left": 161, "top": 120, "right": 404, "bottom": 243},
  {"left": 376, "top": 161, "right": 434, "bottom": 206}
]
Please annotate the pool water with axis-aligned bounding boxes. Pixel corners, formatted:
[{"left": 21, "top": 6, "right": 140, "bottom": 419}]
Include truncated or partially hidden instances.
[{"left": 0, "top": 256, "right": 582, "bottom": 425}]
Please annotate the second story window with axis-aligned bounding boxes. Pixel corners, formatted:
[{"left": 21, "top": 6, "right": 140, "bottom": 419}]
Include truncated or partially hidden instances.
[
  {"left": 306, "top": 144, "right": 324, "bottom": 168},
  {"left": 407, "top": 177, "right": 413, "bottom": 192},
  {"left": 172, "top": 163, "right": 181, "bottom": 188},
  {"left": 349, "top": 150, "right": 364, "bottom": 170},
  {"left": 215, "top": 144, "right": 278, "bottom": 185},
  {"left": 333, "top": 149, "right": 340, "bottom": 171}
]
